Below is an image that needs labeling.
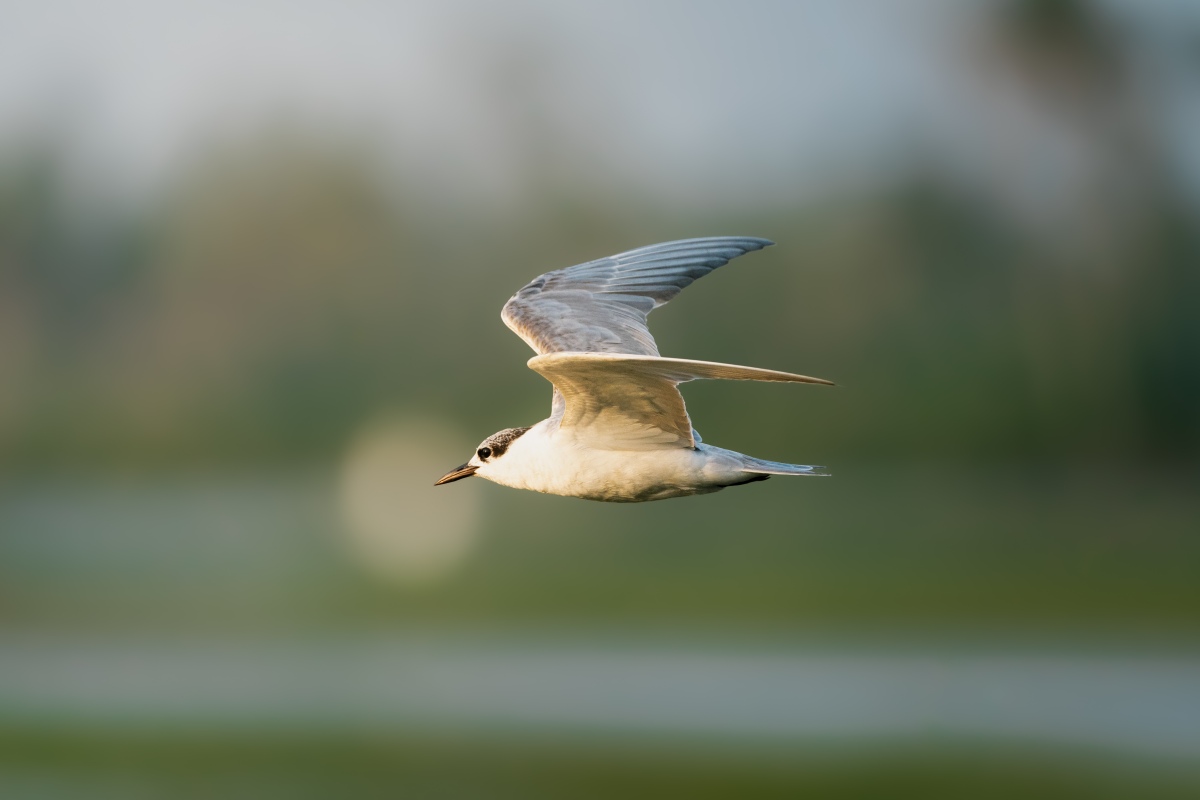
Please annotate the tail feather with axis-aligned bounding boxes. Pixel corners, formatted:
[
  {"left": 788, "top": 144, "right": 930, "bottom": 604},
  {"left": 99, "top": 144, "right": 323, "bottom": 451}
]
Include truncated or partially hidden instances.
[{"left": 740, "top": 456, "right": 829, "bottom": 477}]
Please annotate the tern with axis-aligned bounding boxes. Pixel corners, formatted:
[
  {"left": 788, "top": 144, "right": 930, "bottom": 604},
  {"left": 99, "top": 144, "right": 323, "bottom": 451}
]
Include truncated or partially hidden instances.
[{"left": 435, "top": 237, "right": 833, "bottom": 502}]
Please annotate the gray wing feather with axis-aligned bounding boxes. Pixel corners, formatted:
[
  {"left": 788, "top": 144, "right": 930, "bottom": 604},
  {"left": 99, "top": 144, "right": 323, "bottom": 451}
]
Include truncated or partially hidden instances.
[{"left": 501, "top": 236, "right": 773, "bottom": 357}]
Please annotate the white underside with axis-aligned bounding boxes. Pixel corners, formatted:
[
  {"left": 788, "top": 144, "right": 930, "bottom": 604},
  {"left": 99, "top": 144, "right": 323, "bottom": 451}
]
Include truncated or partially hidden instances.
[{"left": 471, "top": 420, "right": 762, "bottom": 502}]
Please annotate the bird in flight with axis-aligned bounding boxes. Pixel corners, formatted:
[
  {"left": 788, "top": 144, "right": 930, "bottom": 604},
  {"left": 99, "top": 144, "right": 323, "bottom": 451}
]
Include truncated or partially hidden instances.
[{"left": 435, "top": 237, "right": 833, "bottom": 502}]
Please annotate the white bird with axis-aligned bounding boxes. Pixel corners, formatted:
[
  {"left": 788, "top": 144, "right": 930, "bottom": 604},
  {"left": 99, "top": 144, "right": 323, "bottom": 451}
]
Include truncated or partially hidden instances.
[{"left": 435, "top": 237, "right": 833, "bottom": 502}]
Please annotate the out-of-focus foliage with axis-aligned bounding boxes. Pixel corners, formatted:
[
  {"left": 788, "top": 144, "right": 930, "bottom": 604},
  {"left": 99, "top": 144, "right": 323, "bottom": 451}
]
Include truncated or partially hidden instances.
[{"left": 2, "top": 130, "right": 1198, "bottom": 468}]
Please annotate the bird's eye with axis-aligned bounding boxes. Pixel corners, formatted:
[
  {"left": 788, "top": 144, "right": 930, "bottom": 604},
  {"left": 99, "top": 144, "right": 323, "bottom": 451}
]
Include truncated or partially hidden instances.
[{"left": 477, "top": 447, "right": 492, "bottom": 460}]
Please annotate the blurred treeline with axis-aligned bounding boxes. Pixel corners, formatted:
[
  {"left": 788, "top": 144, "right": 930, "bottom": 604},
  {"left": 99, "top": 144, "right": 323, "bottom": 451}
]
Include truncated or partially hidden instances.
[
  {"left": 1, "top": 0, "right": 1198, "bottom": 472},
  {"left": 2, "top": 139, "right": 1197, "bottom": 471}
]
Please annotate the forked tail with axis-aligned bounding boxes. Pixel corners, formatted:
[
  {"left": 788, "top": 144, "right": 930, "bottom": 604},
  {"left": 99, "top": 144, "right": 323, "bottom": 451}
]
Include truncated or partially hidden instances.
[{"left": 740, "top": 455, "right": 829, "bottom": 477}]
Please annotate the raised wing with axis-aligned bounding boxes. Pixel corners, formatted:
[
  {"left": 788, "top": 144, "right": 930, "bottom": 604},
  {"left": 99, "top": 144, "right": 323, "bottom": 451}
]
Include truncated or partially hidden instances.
[
  {"left": 528, "top": 352, "right": 833, "bottom": 450},
  {"left": 502, "top": 237, "right": 773, "bottom": 356}
]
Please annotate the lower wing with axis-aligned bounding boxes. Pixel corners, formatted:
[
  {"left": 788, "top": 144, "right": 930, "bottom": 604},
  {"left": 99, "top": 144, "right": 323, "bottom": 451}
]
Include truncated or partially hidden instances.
[{"left": 528, "top": 352, "right": 833, "bottom": 450}]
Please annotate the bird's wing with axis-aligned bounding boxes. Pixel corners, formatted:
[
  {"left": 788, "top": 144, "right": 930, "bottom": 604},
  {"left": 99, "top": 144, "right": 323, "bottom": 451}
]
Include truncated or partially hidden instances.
[
  {"left": 528, "top": 352, "right": 833, "bottom": 450},
  {"left": 501, "top": 237, "right": 773, "bottom": 357}
]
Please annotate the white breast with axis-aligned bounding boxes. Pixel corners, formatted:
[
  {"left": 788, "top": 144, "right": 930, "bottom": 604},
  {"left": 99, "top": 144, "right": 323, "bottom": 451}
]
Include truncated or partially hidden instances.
[{"left": 475, "top": 421, "right": 744, "bottom": 502}]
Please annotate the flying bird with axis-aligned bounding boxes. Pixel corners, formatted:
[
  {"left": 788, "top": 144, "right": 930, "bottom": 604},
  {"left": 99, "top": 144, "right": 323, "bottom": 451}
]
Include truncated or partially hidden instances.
[{"left": 435, "top": 237, "right": 833, "bottom": 502}]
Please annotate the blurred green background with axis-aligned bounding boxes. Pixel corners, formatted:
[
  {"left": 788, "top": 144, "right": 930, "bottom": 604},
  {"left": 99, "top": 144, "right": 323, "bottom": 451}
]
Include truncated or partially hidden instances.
[{"left": 1, "top": 0, "right": 1199, "bottom": 797}]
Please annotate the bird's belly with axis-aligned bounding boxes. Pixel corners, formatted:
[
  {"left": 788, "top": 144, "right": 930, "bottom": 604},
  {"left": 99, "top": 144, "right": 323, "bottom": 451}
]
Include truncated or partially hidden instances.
[{"left": 515, "top": 446, "right": 718, "bottom": 503}]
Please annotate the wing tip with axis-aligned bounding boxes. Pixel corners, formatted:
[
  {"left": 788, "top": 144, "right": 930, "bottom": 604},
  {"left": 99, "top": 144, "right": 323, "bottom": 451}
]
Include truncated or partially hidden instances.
[
  {"left": 615, "top": 236, "right": 775, "bottom": 259},
  {"left": 705, "top": 235, "right": 775, "bottom": 252}
]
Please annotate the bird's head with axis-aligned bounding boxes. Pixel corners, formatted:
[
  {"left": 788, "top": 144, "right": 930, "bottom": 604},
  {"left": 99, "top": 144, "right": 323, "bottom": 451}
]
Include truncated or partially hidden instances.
[{"left": 435, "top": 426, "right": 532, "bottom": 486}]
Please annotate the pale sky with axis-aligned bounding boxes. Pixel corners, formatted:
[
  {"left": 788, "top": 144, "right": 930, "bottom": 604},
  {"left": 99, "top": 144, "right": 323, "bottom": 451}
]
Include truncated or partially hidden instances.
[{"left": 2, "top": 0, "right": 1197, "bottom": 212}]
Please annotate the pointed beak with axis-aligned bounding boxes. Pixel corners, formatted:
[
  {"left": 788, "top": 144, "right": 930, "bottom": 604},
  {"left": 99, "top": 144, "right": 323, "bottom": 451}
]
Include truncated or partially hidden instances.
[{"left": 434, "top": 463, "right": 477, "bottom": 486}]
